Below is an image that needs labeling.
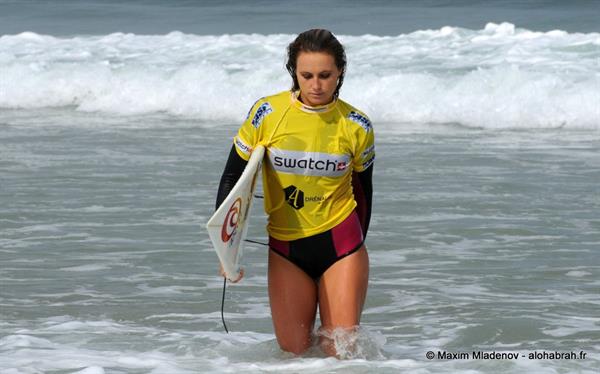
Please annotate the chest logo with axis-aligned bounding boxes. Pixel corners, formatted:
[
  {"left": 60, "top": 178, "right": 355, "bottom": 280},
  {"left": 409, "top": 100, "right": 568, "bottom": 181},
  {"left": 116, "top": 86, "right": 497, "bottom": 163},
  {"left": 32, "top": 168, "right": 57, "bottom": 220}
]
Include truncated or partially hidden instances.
[{"left": 269, "top": 149, "right": 350, "bottom": 177}]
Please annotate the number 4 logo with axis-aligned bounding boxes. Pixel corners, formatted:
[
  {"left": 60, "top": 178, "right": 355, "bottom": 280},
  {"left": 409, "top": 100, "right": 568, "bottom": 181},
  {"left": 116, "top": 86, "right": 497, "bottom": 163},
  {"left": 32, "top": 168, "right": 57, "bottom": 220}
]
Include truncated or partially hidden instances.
[{"left": 283, "top": 185, "right": 304, "bottom": 210}]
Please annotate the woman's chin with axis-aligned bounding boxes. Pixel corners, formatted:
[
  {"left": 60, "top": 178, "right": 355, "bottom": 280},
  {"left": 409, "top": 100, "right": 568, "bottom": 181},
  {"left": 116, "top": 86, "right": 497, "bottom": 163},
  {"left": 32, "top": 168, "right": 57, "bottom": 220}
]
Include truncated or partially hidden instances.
[{"left": 304, "top": 94, "right": 332, "bottom": 106}]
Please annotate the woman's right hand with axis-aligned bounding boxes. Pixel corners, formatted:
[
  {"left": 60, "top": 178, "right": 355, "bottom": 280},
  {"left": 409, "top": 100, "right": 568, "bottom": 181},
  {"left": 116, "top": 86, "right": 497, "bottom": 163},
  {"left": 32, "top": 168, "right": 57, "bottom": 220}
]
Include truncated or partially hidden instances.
[{"left": 220, "top": 264, "right": 244, "bottom": 283}]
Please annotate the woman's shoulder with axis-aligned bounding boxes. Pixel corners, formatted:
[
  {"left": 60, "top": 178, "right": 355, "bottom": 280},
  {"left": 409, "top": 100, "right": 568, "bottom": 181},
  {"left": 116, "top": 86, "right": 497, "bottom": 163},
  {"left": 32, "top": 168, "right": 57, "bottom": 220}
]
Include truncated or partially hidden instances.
[
  {"left": 336, "top": 98, "right": 372, "bottom": 133},
  {"left": 249, "top": 90, "right": 291, "bottom": 109},
  {"left": 243, "top": 91, "right": 291, "bottom": 127}
]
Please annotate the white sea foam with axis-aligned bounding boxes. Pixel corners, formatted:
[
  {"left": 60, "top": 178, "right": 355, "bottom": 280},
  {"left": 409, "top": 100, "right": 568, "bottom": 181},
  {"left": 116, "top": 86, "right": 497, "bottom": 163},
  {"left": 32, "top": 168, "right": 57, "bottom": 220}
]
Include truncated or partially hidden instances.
[
  {"left": 1, "top": 24, "right": 598, "bottom": 129},
  {"left": 541, "top": 316, "right": 600, "bottom": 337},
  {"left": 72, "top": 367, "right": 106, "bottom": 374},
  {"left": 60, "top": 264, "right": 111, "bottom": 272},
  {"left": 565, "top": 270, "right": 592, "bottom": 277}
]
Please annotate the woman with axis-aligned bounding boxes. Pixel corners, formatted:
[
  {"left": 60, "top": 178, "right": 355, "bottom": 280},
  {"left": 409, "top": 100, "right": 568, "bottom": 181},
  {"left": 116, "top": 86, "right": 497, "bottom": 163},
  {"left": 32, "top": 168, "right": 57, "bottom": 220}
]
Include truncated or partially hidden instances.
[{"left": 216, "top": 29, "right": 374, "bottom": 356}]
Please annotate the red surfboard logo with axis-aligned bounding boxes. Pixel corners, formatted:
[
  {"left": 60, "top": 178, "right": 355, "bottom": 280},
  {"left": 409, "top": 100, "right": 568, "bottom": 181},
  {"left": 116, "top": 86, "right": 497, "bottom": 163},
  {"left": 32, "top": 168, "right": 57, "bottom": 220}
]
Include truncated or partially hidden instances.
[{"left": 221, "top": 198, "right": 242, "bottom": 243}]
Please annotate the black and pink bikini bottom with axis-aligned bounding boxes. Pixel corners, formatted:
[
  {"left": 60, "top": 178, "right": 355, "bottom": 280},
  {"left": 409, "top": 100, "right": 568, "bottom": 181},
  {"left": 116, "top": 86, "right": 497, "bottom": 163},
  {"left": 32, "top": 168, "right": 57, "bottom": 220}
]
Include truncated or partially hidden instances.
[{"left": 268, "top": 210, "right": 364, "bottom": 280}]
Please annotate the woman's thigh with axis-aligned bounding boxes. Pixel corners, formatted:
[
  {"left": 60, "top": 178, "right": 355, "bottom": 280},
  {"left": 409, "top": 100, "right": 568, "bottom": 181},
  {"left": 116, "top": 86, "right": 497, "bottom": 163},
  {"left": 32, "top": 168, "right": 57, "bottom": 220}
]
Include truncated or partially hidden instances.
[
  {"left": 317, "top": 245, "right": 369, "bottom": 328},
  {"left": 268, "top": 250, "right": 318, "bottom": 355}
]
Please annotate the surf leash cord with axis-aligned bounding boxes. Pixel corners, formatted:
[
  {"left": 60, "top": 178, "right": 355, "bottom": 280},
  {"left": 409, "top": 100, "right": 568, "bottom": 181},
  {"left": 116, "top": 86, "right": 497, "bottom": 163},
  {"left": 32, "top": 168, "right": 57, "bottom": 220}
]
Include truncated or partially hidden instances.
[
  {"left": 244, "top": 238, "right": 268, "bottom": 246},
  {"left": 221, "top": 276, "right": 229, "bottom": 333},
  {"left": 220, "top": 238, "right": 268, "bottom": 333}
]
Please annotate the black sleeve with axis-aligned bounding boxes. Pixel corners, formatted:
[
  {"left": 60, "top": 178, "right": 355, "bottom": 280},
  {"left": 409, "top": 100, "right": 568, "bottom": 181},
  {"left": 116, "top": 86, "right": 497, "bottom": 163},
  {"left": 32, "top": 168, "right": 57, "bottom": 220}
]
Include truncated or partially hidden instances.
[
  {"left": 351, "top": 164, "right": 373, "bottom": 238},
  {"left": 215, "top": 145, "right": 248, "bottom": 210}
]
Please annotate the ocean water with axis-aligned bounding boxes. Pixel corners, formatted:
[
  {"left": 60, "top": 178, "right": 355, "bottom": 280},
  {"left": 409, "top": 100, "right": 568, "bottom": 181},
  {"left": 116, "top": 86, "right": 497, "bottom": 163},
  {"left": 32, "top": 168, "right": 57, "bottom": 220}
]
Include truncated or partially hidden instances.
[{"left": 1, "top": 1, "right": 600, "bottom": 373}]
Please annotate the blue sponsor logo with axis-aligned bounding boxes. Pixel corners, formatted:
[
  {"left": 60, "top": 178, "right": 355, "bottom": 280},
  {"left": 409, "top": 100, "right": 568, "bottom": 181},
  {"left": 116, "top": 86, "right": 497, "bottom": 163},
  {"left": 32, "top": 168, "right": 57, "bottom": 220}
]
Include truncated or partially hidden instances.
[
  {"left": 252, "top": 102, "right": 273, "bottom": 128},
  {"left": 245, "top": 97, "right": 265, "bottom": 120},
  {"left": 245, "top": 99, "right": 259, "bottom": 120},
  {"left": 361, "top": 144, "right": 375, "bottom": 157},
  {"left": 348, "top": 111, "right": 372, "bottom": 132},
  {"left": 362, "top": 154, "right": 375, "bottom": 169}
]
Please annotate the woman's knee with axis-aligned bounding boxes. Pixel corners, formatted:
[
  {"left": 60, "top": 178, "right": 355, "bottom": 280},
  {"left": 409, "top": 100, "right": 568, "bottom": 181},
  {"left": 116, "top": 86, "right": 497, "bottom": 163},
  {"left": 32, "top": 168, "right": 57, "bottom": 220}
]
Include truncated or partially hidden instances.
[{"left": 276, "top": 332, "right": 312, "bottom": 355}]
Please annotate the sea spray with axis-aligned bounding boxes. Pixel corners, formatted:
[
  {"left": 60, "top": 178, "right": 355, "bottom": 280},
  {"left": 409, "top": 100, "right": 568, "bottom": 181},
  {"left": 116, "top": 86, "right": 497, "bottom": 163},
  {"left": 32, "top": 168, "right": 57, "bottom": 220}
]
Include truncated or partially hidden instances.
[{"left": 316, "top": 326, "right": 387, "bottom": 360}]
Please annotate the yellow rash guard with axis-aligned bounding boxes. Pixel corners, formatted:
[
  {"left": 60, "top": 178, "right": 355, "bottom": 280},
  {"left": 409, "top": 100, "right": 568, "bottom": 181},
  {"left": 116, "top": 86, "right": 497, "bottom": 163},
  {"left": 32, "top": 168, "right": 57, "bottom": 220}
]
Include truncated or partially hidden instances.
[{"left": 234, "top": 90, "right": 375, "bottom": 241}]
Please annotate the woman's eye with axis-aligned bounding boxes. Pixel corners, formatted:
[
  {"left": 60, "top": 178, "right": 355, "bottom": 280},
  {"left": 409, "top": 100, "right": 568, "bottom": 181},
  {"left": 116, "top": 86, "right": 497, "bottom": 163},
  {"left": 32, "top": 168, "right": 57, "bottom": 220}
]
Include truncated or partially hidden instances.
[
  {"left": 302, "top": 74, "right": 312, "bottom": 79},
  {"left": 319, "top": 73, "right": 331, "bottom": 79}
]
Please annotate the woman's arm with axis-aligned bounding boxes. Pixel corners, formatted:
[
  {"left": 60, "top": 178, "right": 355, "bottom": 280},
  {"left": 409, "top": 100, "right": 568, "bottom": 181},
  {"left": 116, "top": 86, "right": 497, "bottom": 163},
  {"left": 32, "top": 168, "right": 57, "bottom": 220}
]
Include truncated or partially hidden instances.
[
  {"left": 215, "top": 145, "right": 248, "bottom": 210},
  {"left": 351, "top": 164, "right": 373, "bottom": 238}
]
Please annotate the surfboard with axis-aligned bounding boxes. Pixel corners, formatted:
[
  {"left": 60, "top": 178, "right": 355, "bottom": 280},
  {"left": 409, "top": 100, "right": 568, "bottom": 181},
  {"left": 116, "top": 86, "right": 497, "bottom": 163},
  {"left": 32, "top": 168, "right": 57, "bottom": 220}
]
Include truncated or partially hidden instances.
[{"left": 206, "top": 145, "right": 265, "bottom": 281}]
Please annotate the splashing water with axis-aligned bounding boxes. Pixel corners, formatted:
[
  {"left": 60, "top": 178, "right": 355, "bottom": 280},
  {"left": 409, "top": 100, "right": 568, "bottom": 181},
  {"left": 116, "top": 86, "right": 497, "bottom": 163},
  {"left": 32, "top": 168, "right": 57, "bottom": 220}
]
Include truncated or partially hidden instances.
[{"left": 315, "top": 326, "right": 387, "bottom": 360}]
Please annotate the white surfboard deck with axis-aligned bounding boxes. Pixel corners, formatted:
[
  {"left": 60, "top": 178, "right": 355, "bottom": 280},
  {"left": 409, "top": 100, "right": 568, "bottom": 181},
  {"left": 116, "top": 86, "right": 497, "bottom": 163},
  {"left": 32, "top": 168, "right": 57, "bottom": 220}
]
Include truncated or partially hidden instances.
[{"left": 206, "top": 145, "right": 265, "bottom": 281}]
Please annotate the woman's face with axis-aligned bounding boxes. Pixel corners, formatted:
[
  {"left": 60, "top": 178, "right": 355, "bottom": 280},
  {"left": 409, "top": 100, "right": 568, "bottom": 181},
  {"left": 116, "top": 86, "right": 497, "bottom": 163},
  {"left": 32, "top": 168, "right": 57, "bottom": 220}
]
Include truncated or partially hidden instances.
[{"left": 295, "top": 51, "right": 341, "bottom": 106}]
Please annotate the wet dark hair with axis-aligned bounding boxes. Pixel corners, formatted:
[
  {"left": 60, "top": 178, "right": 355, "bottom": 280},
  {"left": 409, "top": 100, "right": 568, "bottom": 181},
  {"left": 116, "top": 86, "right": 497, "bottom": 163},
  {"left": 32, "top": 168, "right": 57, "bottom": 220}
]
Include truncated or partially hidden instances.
[{"left": 286, "top": 29, "right": 347, "bottom": 100}]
